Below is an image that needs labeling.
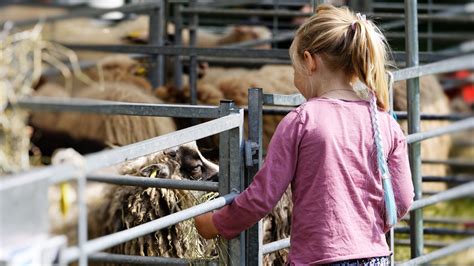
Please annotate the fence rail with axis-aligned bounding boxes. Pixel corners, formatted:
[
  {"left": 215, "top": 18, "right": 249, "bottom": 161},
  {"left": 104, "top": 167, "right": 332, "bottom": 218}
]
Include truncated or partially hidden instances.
[{"left": 62, "top": 192, "right": 238, "bottom": 263}]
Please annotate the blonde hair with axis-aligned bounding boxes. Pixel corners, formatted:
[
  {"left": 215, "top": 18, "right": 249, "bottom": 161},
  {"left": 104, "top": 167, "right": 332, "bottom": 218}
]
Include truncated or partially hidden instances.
[{"left": 291, "top": 4, "right": 390, "bottom": 111}]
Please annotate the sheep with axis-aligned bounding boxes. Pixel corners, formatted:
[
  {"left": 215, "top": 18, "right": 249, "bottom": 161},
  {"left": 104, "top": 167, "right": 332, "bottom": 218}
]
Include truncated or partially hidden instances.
[
  {"left": 125, "top": 20, "right": 272, "bottom": 49},
  {"left": 49, "top": 142, "right": 221, "bottom": 263},
  {"left": 30, "top": 81, "right": 177, "bottom": 155},
  {"left": 50, "top": 141, "right": 293, "bottom": 265}
]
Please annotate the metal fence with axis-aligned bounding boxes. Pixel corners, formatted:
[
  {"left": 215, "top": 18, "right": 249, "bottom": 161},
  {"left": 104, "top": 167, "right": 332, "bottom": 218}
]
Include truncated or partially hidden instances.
[
  {"left": 1, "top": 0, "right": 473, "bottom": 265},
  {"left": 1, "top": 98, "right": 245, "bottom": 265}
]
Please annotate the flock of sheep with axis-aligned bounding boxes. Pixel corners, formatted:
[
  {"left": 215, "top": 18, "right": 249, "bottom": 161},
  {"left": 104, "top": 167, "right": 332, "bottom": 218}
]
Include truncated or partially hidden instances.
[{"left": 3, "top": 4, "right": 456, "bottom": 265}]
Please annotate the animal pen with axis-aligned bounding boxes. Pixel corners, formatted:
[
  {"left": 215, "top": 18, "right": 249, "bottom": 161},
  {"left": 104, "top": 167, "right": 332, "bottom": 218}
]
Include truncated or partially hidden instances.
[{"left": 1, "top": 0, "right": 473, "bottom": 265}]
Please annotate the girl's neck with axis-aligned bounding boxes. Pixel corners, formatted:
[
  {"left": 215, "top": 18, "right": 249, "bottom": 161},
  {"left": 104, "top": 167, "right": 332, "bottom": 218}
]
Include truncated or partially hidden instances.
[{"left": 313, "top": 76, "right": 361, "bottom": 101}]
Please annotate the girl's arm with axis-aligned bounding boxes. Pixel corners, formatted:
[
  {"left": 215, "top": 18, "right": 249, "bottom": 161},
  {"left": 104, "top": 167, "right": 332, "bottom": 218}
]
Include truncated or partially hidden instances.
[
  {"left": 387, "top": 122, "right": 415, "bottom": 224},
  {"left": 195, "top": 110, "right": 304, "bottom": 240}
]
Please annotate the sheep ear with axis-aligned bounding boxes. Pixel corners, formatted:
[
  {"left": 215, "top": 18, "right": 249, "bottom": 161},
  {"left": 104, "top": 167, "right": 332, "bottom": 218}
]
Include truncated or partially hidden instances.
[
  {"left": 139, "top": 164, "right": 170, "bottom": 178},
  {"left": 163, "top": 147, "right": 178, "bottom": 157}
]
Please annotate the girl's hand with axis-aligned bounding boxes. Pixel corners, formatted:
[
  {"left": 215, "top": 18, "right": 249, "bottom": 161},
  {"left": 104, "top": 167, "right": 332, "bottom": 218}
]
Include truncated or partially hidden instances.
[{"left": 194, "top": 212, "right": 219, "bottom": 239}]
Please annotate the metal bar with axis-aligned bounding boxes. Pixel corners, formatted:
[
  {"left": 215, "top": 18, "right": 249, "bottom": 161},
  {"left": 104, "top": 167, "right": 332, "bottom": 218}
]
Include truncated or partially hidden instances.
[
  {"left": 190, "top": 57, "right": 291, "bottom": 66},
  {"left": 422, "top": 175, "right": 473, "bottom": 184},
  {"left": 427, "top": 0, "right": 433, "bottom": 52},
  {"left": 262, "top": 93, "right": 306, "bottom": 106},
  {"left": 394, "top": 227, "right": 474, "bottom": 236},
  {"left": 379, "top": 3, "right": 472, "bottom": 31},
  {"left": 179, "top": 7, "right": 474, "bottom": 22},
  {"left": 386, "top": 32, "right": 474, "bottom": 41},
  {"left": 62, "top": 42, "right": 466, "bottom": 64},
  {"left": 422, "top": 159, "right": 474, "bottom": 168},
  {"left": 223, "top": 31, "right": 294, "bottom": 49},
  {"left": 42, "top": 54, "right": 148, "bottom": 77},
  {"left": 87, "top": 174, "right": 219, "bottom": 192},
  {"left": 16, "top": 96, "right": 221, "bottom": 119},
  {"left": 399, "top": 237, "right": 474, "bottom": 266},
  {"left": 6, "top": 114, "right": 239, "bottom": 188},
  {"left": 262, "top": 238, "right": 290, "bottom": 255},
  {"left": 189, "top": 0, "right": 198, "bottom": 105},
  {"left": 218, "top": 100, "right": 232, "bottom": 265},
  {"left": 405, "top": 0, "right": 423, "bottom": 259},
  {"left": 65, "top": 44, "right": 290, "bottom": 58},
  {"left": 62, "top": 192, "right": 238, "bottom": 263},
  {"left": 410, "top": 182, "right": 474, "bottom": 211},
  {"left": 247, "top": 88, "right": 264, "bottom": 266},
  {"left": 83, "top": 114, "right": 242, "bottom": 173},
  {"left": 395, "top": 240, "right": 447, "bottom": 249},
  {"left": 181, "top": 7, "right": 309, "bottom": 17},
  {"left": 229, "top": 106, "right": 245, "bottom": 266},
  {"left": 406, "top": 118, "right": 474, "bottom": 144},
  {"left": 11, "top": 3, "right": 163, "bottom": 27},
  {"left": 372, "top": 3, "right": 466, "bottom": 11},
  {"left": 249, "top": 106, "right": 471, "bottom": 122},
  {"left": 1, "top": 164, "right": 76, "bottom": 187},
  {"left": 394, "top": 112, "right": 470, "bottom": 121},
  {"left": 88, "top": 252, "right": 189, "bottom": 265},
  {"left": 402, "top": 216, "right": 474, "bottom": 225},
  {"left": 78, "top": 172, "right": 87, "bottom": 266},
  {"left": 272, "top": 0, "right": 279, "bottom": 49},
  {"left": 173, "top": 3, "right": 184, "bottom": 91},
  {"left": 148, "top": 7, "right": 162, "bottom": 88},
  {"left": 393, "top": 54, "right": 474, "bottom": 82}
]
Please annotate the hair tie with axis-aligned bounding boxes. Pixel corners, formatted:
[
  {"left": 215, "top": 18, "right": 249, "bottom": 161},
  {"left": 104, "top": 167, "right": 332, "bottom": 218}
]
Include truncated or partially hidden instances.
[
  {"left": 351, "top": 21, "right": 357, "bottom": 30},
  {"left": 356, "top": 12, "right": 367, "bottom": 21},
  {"left": 352, "top": 12, "right": 367, "bottom": 30}
]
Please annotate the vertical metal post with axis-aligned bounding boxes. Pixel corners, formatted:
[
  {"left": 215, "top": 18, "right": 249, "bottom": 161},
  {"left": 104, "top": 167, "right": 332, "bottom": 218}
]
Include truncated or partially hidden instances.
[
  {"left": 405, "top": 0, "right": 423, "bottom": 259},
  {"left": 427, "top": 0, "right": 433, "bottom": 52},
  {"left": 189, "top": 0, "right": 198, "bottom": 105},
  {"left": 229, "top": 104, "right": 245, "bottom": 266},
  {"left": 218, "top": 100, "right": 244, "bottom": 265},
  {"left": 350, "top": 0, "right": 372, "bottom": 12},
  {"left": 247, "top": 88, "right": 264, "bottom": 266},
  {"left": 313, "top": 0, "right": 324, "bottom": 12},
  {"left": 77, "top": 173, "right": 87, "bottom": 266},
  {"left": 272, "top": 0, "right": 279, "bottom": 49},
  {"left": 173, "top": 2, "right": 183, "bottom": 91},
  {"left": 148, "top": 5, "right": 165, "bottom": 88}
]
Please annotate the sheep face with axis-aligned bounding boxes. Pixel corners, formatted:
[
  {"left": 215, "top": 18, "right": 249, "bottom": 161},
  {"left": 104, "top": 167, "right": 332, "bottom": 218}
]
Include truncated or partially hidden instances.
[
  {"left": 121, "top": 141, "right": 218, "bottom": 182},
  {"left": 163, "top": 142, "right": 219, "bottom": 182}
]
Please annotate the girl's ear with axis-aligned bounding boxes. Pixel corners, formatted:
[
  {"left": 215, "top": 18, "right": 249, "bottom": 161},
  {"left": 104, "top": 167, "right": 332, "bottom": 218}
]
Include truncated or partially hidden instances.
[{"left": 303, "top": 51, "right": 317, "bottom": 73}]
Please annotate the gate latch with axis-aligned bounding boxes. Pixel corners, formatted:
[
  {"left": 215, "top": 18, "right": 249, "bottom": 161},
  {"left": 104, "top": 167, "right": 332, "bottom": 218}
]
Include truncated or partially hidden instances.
[{"left": 245, "top": 140, "right": 260, "bottom": 167}]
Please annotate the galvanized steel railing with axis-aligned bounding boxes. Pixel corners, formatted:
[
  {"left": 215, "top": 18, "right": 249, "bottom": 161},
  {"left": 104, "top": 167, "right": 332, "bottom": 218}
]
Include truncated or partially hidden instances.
[{"left": 2, "top": 98, "right": 245, "bottom": 266}]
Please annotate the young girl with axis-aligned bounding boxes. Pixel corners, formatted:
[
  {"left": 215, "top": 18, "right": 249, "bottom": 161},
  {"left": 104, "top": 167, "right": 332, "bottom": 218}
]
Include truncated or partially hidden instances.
[{"left": 195, "top": 5, "right": 414, "bottom": 265}]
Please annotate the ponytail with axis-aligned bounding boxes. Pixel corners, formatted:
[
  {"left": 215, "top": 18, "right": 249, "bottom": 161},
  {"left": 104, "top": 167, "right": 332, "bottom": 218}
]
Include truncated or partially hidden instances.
[
  {"left": 293, "top": 4, "right": 390, "bottom": 111},
  {"left": 350, "top": 15, "right": 390, "bottom": 111}
]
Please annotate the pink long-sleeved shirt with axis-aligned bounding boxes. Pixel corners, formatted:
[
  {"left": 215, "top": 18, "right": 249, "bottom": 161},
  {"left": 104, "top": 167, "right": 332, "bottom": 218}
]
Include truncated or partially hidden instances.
[{"left": 213, "top": 97, "right": 414, "bottom": 265}]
